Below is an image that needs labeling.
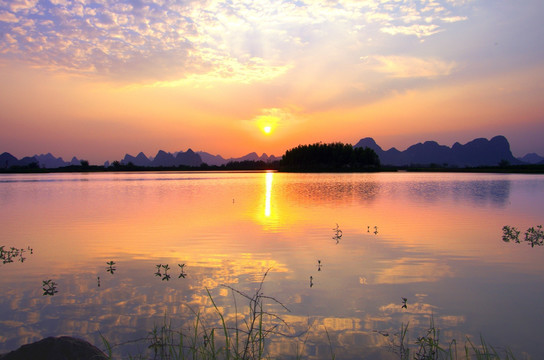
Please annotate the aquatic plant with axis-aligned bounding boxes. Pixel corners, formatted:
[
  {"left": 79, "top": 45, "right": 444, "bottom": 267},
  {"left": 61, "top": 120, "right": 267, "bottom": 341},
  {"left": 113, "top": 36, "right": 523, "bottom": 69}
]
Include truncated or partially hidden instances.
[
  {"left": 393, "top": 317, "right": 517, "bottom": 360},
  {"left": 502, "top": 225, "right": 544, "bottom": 247},
  {"left": 219, "top": 270, "right": 291, "bottom": 360},
  {"left": 161, "top": 264, "right": 171, "bottom": 281},
  {"left": 42, "top": 279, "right": 58, "bottom": 296},
  {"left": 0, "top": 245, "right": 32, "bottom": 264},
  {"left": 525, "top": 225, "right": 544, "bottom": 247},
  {"left": 178, "top": 264, "right": 187, "bottom": 279},
  {"left": 366, "top": 225, "right": 379, "bottom": 235},
  {"left": 101, "top": 269, "right": 293, "bottom": 360},
  {"left": 106, "top": 261, "right": 116, "bottom": 274},
  {"left": 155, "top": 264, "right": 163, "bottom": 277},
  {"left": 332, "top": 223, "right": 343, "bottom": 244},
  {"left": 154, "top": 263, "right": 186, "bottom": 281},
  {"left": 92, "top": 268, "right": 520, "bottom": 360}
]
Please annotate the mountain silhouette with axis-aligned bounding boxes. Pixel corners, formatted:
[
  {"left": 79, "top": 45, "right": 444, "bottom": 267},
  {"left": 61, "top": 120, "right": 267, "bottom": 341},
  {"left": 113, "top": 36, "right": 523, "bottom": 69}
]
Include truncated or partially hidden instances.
[
  {"left": 34, "top": 153, "right": 73, "bottom": 168},
  {"left": 1, "top": 135, "right": 540, "bottom": 170},
  {"left": 0, "top": 152, "right": 80, "bottom": 169},
  {"left": 120, "top": 149, "right": 203, "bottom": 167},
  {"left": 197, "top": 151, "right": 280, "bottom": 166},
  {"left": 0, "top": 152, "right": 19, "bottom": 168},
  {"left": 121, "top": 152, "right": 151, "bottom": 166},
  {"left": 70, "top": 157, "right": 81, "bottom": 166},
  {"left": 197, "top": 152, "right": 227, "bottom": 166},
  {"left": 118, "top": 150, "right": 279, "bottom": 167},
  {"left": 174, "top": 148, "right": 202, "bottom": 167},
  {"left": 354, "top": 135, "right": 523, "bottom": 167},
  {"left": 518, "top": 153, "right": 544, "bottom": 164}
]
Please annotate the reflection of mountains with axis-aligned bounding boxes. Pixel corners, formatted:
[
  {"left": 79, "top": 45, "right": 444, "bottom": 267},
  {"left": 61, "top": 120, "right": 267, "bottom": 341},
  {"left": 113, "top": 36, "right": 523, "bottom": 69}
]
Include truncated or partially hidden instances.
[
  {"left": 281, "top": 178, "right": 511, "bottom": 206},
  {"left": 404, "top": 179, "right": 511, "bottom": 206}
]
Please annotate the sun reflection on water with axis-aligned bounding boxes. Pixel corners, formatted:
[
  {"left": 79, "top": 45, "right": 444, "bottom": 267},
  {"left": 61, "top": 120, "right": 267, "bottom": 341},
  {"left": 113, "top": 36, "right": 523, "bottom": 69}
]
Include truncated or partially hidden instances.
[
  {"left": 255, "top": 171, "right": 282, "bottom": 231},
  {"left": 265, "top": 171, "right": 273, "bottom": 217}
]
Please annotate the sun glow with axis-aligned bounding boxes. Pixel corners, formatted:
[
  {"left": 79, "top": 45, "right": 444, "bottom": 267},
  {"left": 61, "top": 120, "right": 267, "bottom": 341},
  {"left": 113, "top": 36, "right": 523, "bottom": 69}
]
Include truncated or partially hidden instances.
[{"left": 255, "top": 112, "right": 281, "bottom": 136}]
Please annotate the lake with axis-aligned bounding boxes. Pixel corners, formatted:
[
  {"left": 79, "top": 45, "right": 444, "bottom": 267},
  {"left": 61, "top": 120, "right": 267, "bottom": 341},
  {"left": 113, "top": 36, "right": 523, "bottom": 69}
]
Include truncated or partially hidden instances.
[{"left": 0, "top": 171, "right": 543, "bottom": 359}]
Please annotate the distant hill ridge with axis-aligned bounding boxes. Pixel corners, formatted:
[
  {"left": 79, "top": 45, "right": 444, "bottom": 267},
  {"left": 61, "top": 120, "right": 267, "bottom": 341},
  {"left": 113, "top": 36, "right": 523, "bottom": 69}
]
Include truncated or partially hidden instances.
[
  {"left": 354, "top": 135, "right": 526, "bottom": 167},
  {"left": 196, "top": 151, "right": 280, "bottom": 166},
  {"left": 518, "top": 153, "right": 544, "bottom": 164},
  {"left": 0, "top": 152, "right": 81, "bottom": 169},
  {"left": 120, "top": 149, "right": 203, "bottom": 167},
  {"left": 1, "top": 135, "right": 542, "bottom": 169},
  {"left": 119, "top": 149, "right": 280, "bottom": 167}
]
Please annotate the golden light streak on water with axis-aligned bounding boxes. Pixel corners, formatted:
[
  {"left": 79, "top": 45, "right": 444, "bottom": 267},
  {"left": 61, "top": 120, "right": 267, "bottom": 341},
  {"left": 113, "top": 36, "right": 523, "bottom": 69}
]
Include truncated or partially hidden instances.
[{"left": 265, "top": 171, "right": 273, "bottom": 218}]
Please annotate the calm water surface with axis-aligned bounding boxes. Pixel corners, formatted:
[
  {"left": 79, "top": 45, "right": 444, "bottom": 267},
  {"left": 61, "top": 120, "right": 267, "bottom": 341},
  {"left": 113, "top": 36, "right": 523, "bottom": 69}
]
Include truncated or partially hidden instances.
[{"left": 1, "top": 171, "right": 543, "bottom": 359}]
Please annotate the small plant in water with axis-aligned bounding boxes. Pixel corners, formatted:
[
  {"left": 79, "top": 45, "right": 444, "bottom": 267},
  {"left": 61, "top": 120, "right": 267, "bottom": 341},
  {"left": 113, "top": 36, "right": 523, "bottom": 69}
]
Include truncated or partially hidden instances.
[
  {"left": 502, "top": 225, "right": 544, "bottom": 247},
  {"left": 332, "top": 223, "right": 343, "bottom": 244},
  {"left": 155, "top": 264, "right": 171, "bottom": 280},
  {"left": 106, "top": 261, "right": 116, "bottom": 274},
  {"left": 161, "top": 264, "right": 171, "bottom": 281},
  {"left": 0, "top": 245, "right": 33, "bottom": 264},
  {"left": 42, "top": 279, "right": 58, "bottom": 296},
  {"left": 155, "top": 264, "right": 163, "bottom": 277},
  {"left": 178, "top": 263, "right": 187, "bottom": 278},
  {"left": 525, "top": 225, "right": 544, "bottom": 247}
]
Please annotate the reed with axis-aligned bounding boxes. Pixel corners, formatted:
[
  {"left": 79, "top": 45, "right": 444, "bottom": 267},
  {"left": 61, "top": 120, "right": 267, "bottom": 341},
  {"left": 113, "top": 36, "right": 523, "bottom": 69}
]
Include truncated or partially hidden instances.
[
  {"left": 395, "top": 317, "right": 516, "bottom": 360},
  {"left": 99, "top": 276, "right": 518, "bottom": 360},
  {"left": 100, "top": 269, "right": 292, "bottom": 360}
]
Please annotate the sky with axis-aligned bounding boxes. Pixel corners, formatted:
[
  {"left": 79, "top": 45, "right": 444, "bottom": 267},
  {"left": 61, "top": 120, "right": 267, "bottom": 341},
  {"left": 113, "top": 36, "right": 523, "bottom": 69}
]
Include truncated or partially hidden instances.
[{"left": 1, "top": 0, "right": 543, "bottom": 164}]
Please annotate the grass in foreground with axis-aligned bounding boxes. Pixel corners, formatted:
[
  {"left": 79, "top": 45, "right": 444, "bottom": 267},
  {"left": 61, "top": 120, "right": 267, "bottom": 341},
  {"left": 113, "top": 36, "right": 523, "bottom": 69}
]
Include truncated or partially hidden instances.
[
  {"left": 101, "top": 270, "right": 294, "bottom": 360},
  {"left": 395, "top": 317, "right": 517, "bottom": 360},
  {"left": 100, "top": 272, "right": 518, "bottom": 360}
]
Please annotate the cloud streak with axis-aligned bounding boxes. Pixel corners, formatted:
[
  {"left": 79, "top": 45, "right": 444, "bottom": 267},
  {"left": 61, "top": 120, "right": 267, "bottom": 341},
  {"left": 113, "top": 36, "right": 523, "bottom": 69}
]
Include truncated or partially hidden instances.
[{"left": 368, "top": 55, "right": 457, "bottom": 78}]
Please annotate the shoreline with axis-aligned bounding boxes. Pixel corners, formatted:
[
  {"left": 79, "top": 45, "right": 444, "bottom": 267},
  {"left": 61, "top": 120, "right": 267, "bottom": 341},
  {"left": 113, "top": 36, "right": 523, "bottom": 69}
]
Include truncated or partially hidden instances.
[{"left": 1, "top": 164, "right": 544, "bottom": 174}]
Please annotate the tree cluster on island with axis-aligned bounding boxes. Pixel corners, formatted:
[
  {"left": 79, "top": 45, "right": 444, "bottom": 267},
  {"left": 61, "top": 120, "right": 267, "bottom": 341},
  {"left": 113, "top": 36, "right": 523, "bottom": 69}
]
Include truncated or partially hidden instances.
[{"left": 279, "top": 142, "right": 380, "bottom": 172}]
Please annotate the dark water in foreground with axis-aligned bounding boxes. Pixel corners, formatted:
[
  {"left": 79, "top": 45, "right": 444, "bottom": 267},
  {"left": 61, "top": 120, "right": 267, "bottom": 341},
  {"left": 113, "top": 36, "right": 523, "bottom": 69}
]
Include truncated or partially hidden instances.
[{"left": 0, "top": 172, "right": 543, "bottom": 359}]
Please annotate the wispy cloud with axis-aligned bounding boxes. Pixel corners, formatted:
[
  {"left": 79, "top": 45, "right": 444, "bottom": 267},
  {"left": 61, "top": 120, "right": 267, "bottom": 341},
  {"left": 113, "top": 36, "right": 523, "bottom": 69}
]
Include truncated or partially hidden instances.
[
  {"left": 0, "top": 0, "right": 471, "bottom": 83},
  {"left": 441, "top": 15, "right": 468, "bottom": 23},
  {"left": 368, "top": 55, "right": 457, "bottom": 78},
  {"left": 0, "top": 11, "right": 19, "bottom": 23},
  {"left": 380, "top": 24, "right": 442, "bottom": 38}
]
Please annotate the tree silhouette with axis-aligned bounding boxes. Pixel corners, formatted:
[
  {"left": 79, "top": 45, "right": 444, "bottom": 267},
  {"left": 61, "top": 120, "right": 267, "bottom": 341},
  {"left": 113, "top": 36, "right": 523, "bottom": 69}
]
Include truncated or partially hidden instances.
[{"left": 280, "top": 142, "right": 380, "bottom": 172}]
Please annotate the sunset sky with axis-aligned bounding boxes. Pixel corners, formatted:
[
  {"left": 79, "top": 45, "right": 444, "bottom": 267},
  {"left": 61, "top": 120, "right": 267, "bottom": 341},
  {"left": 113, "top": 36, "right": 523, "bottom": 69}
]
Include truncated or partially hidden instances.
[{"left": 1, "top": 0, "right": 543, "bottom": 164}]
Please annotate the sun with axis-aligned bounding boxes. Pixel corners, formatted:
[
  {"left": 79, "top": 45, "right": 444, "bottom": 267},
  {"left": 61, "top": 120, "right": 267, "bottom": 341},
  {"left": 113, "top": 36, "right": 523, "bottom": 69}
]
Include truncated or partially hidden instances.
[{"left": 254, "top": 111, "right": 281, "bottom": 136}]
